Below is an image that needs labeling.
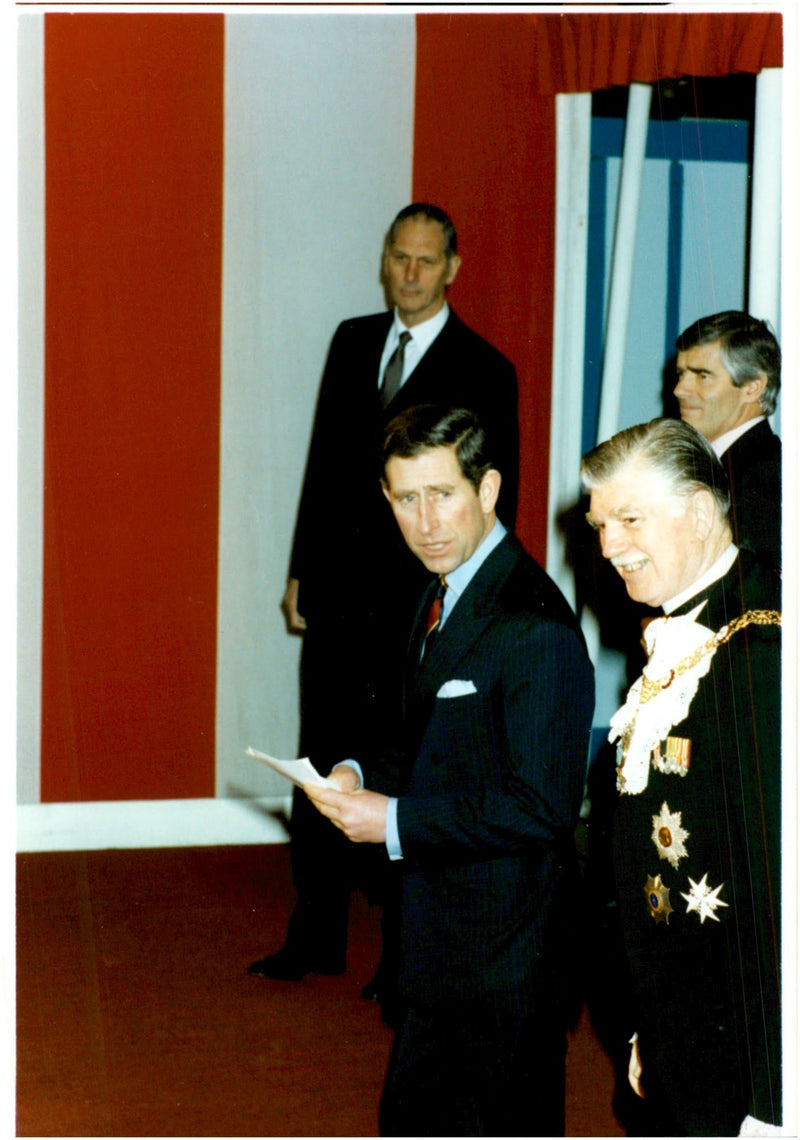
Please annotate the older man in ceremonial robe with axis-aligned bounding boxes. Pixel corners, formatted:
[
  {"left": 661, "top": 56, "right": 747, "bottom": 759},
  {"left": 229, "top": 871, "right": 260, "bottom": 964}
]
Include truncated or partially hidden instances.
[{"left": 582, "top": 419, "right": 781, "bottom": 1137}]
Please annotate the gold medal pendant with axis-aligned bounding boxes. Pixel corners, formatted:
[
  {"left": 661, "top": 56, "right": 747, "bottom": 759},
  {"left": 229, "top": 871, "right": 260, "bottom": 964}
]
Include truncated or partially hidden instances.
[{"left": 644, "top": 874, "right": 673, "bottom": 924}]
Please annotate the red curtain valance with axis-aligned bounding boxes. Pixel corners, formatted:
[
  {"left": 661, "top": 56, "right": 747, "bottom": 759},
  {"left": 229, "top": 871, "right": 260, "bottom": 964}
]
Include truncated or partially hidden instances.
[
  {"left": 422, "top": 13, "right": 783, "bottom": 99},
  {"left": 539, "top": 12, "right": 783, "bottom": 93}
]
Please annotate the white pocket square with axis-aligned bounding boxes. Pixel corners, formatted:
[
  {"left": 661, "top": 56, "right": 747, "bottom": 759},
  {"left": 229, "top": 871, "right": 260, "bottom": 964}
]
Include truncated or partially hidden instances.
[{"left": 437, "top": 679, "right": 477, "bottom": 699}]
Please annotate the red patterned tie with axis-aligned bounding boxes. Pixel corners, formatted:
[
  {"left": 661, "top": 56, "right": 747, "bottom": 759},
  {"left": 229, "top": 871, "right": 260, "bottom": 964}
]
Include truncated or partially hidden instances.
[{"left": 424, "top": 577, "right": 448, "bottom": 645}]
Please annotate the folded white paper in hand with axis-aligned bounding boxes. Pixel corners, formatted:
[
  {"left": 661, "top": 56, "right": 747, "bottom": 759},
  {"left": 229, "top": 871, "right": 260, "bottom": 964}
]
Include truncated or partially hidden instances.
[{"left": 246, "top": 747, "right": 338, "bottom": 789}]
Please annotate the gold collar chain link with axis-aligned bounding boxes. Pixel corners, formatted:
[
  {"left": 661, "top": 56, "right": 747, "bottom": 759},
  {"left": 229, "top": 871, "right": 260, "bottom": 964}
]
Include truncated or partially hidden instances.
[{"left": 639, "top": 609, "right": 781, "bottom": 706}]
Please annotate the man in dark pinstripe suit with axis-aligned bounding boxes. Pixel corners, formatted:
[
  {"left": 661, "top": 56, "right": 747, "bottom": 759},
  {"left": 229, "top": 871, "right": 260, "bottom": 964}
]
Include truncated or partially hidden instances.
[{"left": 306, "top": 405, "right": 594, "bottom": 1137}]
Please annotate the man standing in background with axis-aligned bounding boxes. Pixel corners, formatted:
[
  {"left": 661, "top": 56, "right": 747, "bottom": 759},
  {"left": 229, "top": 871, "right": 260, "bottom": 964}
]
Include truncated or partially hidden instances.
[
  {"left": 248, "top": 204, "right": 519, "bottom": 985},
  {"left": 674, "top": 310, "right": 781, "bottom": 568}
]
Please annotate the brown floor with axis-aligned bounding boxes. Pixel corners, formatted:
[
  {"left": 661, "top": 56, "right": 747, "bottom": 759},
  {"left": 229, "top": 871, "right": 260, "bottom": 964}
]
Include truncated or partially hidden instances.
[{"left": 17, "top": 845, "right": 625, "bottom": 1136}]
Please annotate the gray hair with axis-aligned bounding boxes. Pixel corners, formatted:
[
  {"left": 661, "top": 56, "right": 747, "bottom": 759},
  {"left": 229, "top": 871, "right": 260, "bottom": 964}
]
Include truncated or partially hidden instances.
[
  {"left": 676, "top": 310, "right": 781, "bottom": 415},
  {"left": 581, "top": 419, "right": 730, "bottom": 518},
  {"left": 385, "top": 203, "right": 458, "bottom": 263}
]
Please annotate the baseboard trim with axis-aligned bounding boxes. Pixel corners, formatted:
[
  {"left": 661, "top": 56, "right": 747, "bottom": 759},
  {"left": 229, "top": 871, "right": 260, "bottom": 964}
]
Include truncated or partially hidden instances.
[{"left": 16, "top": 796, "right": 293, "bottom": 852}]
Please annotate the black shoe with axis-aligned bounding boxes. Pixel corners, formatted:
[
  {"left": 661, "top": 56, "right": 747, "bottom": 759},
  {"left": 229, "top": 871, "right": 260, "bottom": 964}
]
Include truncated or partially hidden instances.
[{"left": 247, "top": 948, "right": 345, "bottom": 981}]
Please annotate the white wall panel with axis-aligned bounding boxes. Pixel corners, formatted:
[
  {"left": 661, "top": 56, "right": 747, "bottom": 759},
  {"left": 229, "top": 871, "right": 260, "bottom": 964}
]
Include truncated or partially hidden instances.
[{"left": 217, "top": 14, "right": 415, "bottom": 798}]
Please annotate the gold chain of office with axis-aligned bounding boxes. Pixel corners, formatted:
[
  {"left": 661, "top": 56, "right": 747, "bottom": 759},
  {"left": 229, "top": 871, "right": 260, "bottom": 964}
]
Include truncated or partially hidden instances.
[{"left": 639, "top": 609, "right": 782, "bottom": 706}]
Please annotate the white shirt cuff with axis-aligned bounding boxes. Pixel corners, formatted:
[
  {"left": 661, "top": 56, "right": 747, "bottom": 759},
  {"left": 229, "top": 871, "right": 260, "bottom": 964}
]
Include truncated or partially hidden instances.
[{"left": 385, "top": 797, "right": 403, "bottom": 860}]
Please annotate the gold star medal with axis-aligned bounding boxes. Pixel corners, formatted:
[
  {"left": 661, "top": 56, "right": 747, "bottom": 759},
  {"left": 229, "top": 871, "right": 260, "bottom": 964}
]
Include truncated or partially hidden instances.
[
  {"left": 681, "top": 874, "right": 729, "bottom": 924},
  {"left": 650, "top": 802, "right": 690, "bottom": 868},
  {"left": 644, "top": 874, "right": 673, "bottom": 924}
]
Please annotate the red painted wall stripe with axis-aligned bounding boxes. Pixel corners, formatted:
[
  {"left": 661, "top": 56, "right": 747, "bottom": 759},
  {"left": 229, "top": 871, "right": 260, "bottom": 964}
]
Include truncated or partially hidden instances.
[
  {"left": 41, "top": 14, "right": 224, "bottom": 801},
  {"left": 413, "top": 14, "right": 556, "bottom": 564}
]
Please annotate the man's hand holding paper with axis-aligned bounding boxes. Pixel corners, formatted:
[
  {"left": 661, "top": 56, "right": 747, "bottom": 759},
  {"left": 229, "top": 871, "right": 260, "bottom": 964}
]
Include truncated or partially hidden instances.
[
  {"left": 304, "top": 781, "right": 389, "bottom": 844},
  {"left": 326, "top": 764, "right": 362, "bottom": 793}
]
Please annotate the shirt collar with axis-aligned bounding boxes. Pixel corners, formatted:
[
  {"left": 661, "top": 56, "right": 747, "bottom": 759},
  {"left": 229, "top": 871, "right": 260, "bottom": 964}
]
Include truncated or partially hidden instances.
[
  {"left": 392, "top": 302, "right": 449, "bottom": 353},
  {"left": 662, "top": 543, "right": 738, "bottom": 614},
  {"left": 711, "top": 416, "right": 766, "bottom": 457},
  {"left": 441, "top": 519, "right": 507, "bottom": 624}
]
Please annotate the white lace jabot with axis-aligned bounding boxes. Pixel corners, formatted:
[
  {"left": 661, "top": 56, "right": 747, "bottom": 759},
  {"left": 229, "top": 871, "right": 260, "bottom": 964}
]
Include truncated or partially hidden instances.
[{"left": 608, "top": 602, "right": 713, "bottom": 795}]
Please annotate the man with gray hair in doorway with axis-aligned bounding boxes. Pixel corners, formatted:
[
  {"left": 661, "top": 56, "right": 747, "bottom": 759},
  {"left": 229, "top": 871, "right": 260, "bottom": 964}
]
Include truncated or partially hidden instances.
[{"left": 673, "top": 310, "right": 781, "bottom": 569}]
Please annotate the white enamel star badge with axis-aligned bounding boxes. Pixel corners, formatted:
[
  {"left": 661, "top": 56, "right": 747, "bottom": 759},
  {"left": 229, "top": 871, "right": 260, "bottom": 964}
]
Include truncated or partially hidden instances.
[
  {"left": 681, "top": 874, "right": 729, "bottom": 923},
  {"left": 651, "top": 801, "right": 689, "bottom": 868}
]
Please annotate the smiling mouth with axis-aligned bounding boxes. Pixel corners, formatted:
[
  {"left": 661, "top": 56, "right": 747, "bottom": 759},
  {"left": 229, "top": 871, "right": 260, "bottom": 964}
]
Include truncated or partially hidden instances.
[{"left": 612, "top": 558, "right": 648, "bottom": 573}]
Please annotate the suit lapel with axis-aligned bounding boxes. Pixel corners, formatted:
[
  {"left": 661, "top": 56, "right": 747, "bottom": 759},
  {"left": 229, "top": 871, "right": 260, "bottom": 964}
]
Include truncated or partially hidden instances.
[
  {"left": 727, "top": 419, "right": 775, "bottom": 466},
  {"left": 668, "top": 558, "right": 742, "bottom": 627},
  {"left": 393, "top": 311, "right": 458, "bottom": 406},
  {"left": 360, "top": 312, "right": 393, "bottom": 407}
]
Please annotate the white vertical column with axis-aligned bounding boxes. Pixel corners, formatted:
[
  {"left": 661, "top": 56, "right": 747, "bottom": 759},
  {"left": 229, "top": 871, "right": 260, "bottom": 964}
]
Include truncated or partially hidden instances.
[
  {"left": 749, "top": 67, "right": 782, "bottom": 333},
  {"left": 16, "top": 15, "right": 45, "bottom": 805},
  {"left": 217, "top": 15, "right": 416, "bottom": 799},
  {"left": 596, "top": 81, "right": 652, "bottom": 444},
  {"left": 548, "top": 93, "right": 591, "bottom": 609}
]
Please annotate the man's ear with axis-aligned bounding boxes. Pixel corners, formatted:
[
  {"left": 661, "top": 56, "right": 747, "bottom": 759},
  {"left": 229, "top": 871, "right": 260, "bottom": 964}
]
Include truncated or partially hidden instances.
[
  {"left": 479, "top": 468, "right": 502, "bottom": 514},
  {"left": 691, "top": 488, "right": 716, "bottom": 541},
  {"left": 445, "top": 254, "right": 462, "bottom": 288},
  {"left": 742, "top": 372, "right": 768, "bottom": 406},
  {"left": 381, "top": 479, "right": 392, "bottom": 505}
]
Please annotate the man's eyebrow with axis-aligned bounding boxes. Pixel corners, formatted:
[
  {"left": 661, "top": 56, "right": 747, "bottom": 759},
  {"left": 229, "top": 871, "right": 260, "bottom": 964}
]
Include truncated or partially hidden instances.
[
  {"left": 391, "top": 481, "right": 456, "bottom": 496},
  {"left": 585, "top": 503, "right": 641, "bottom": 525}
]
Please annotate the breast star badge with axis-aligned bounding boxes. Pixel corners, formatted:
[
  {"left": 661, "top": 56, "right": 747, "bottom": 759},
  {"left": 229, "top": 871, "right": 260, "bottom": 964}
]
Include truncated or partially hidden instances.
[
  {"left": 681, "top": 874, "right": 729, "bottom": 923},
  {"left": 651, "top": 802, "right": 689, "bottom": 868},
  {"left": 644, "top": 874, "right": 673, "bottom": 924}
]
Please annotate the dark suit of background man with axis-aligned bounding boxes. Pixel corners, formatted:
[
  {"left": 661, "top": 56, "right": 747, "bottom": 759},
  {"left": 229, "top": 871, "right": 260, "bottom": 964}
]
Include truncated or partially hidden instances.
[
  {"left": 248, "top": 205, "right": 519, "bottom": 984},
  {"left": 306, "top": 406, "right": 594, "bottom": 1137},
  {"left": 583, "top": 418, "right": 781, "bottom": 1136},
  {"left": 674, "top": 310, "right": 781, "bottom": 569}
]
